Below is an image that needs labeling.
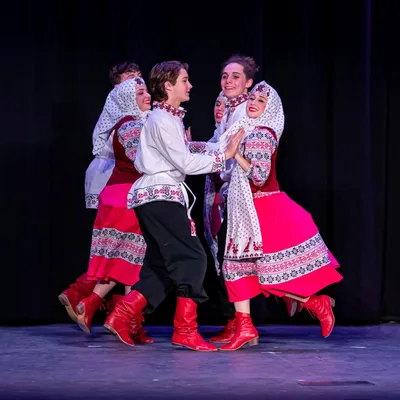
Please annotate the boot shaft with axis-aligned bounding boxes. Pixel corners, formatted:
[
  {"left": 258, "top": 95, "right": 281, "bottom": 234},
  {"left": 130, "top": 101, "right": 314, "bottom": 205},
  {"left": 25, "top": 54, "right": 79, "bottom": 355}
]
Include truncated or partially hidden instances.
[
  {"left": 69, "top": 273, "right": 96, "bottom": 298},
  {"left": 173, "top": 297, "right": 198, "bottom": 332}
]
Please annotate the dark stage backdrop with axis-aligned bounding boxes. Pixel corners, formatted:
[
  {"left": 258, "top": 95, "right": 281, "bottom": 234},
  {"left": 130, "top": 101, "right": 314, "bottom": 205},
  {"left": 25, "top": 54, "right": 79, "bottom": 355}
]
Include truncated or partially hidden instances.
[{"left": 1, "top": 0, "right": 399, "bottom": 326}]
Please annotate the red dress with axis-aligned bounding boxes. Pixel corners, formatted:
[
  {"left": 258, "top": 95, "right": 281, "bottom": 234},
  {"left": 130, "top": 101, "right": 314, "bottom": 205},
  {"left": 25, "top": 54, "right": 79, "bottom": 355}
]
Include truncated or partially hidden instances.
[
  {"left": 223, "top": 127, "right": 343, "bottom": 302},
  {"left": 87, "top": 116, "right": 146, "bottom": 286}
]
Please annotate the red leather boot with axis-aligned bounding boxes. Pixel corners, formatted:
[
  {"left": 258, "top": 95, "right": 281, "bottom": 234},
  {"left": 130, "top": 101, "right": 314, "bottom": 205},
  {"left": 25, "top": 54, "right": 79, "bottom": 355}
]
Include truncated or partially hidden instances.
[
  {"left": 104, "top": 290, "right": 147, "bottom": 347},
  {"left": 131, "top": 313, "right": 154, "bottom": 344},
  {"left": 76, "top": 292, "right": 104, "bottom": 334},
  {"left": 209, "top": 318, "right": 236, "bottom": 343},
  {"left": 105, "top": 294, "right": 154, "bottom": 345},
  {"left": 219, "top": 312, "right": 259, "bottom": 351},
  {"left": 58, "top": 273, "right": 96, "bottom": 322},
  {"left": 105, "top": 294, "right": 124, "bottom": 314},
  {"left": 303, "top": 295, "right": 335, "bottom": 338},
  {"left": 172, "top": 297, "right": 218, "bottom": 352}
]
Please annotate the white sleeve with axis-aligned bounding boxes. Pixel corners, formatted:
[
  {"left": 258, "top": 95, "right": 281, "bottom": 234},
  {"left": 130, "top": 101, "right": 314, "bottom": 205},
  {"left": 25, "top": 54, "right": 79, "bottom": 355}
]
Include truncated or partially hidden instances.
[{"left": 153, "top": 118, "right": 226, "bottom": 175}]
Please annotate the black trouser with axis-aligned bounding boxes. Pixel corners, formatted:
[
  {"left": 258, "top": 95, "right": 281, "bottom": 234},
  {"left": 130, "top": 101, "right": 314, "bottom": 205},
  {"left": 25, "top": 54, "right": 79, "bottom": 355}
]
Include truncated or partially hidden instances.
[
  {"left": 132, "top": 201, "right": 208, "bottom": 312},
  {"left": 215, "top": 210, "right": 236, "bottom": 319}
]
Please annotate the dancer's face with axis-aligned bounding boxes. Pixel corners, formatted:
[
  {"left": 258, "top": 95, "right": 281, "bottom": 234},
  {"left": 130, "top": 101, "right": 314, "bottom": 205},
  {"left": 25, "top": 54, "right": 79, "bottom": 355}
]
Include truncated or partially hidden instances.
[
  {"left": 167, "top": 68, "right": 193, "bottom": 104},
  {"left": 136, "top": 85, "right": 151, "bottom": 111},
  {"left": 221, "top": 63, "right": 252, "bottom": 99},
  {"left": 247, "top": 92, "right": 268, "bottom": 118},
  {"left": 214, "top": 97, "right": 226, "bottom": 124}
]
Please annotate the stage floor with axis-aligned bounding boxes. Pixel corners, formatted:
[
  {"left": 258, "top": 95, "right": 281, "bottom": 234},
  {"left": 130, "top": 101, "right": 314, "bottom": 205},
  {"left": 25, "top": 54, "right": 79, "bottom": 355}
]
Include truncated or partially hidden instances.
[{"left": 1, "top": 324, "right": 399, "bottom": 399}]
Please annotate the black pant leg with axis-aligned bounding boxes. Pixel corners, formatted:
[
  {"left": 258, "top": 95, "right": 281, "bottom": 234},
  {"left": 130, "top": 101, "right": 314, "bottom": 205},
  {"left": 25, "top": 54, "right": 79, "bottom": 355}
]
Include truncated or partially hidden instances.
[
  {"left": 132, "top": 202, "right": 208, "bottom": 308},
  {"left": 131, "top": 205, "right": 173, "bottom": 312}
]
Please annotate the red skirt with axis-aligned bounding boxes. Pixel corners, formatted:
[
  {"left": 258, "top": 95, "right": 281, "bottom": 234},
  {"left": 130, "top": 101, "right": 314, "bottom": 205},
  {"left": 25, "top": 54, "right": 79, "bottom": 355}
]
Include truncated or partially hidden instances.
[
  {"left": 223, "top": 192, "right": 343, "bottom": 302},
  {"left": 87, "top": 183, "right": 146, "bottom": 286}
]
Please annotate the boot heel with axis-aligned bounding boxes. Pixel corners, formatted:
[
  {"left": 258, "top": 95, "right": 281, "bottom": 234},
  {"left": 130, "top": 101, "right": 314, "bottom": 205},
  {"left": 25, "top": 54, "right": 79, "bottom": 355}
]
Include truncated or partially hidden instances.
[
  {"left": 330, "top": 298, "right": 336, "bottom": 308},
  {"left": 58, "top": 294, "right": 68, "bottom": 307},
  {"left": 104, "top": 324, "right": 135, "bottom": 347},
  {"left": 58, "top": 294, "right": 78, "bottom": 322},
  {"left": 248, "top": 337, "right": 259, "bottom": 346},
  {"left": 104, "top": 324, "right": 116, "bottom": 336}
]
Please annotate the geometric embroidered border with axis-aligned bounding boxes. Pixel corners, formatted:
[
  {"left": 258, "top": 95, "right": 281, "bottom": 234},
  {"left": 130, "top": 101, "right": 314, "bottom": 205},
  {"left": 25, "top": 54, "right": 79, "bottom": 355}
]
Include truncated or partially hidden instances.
[
  {"left": 128, "top": 184, "right": 186, "bottom": 208},
  {"left": 90, "top": 228, "right": 146, "bottom": 266},
  {"left": 85, "top": 194, "right": 99, "bottom": 209},
  {"left": 223, "top": 233, "right": 331, "bottom": 284}
]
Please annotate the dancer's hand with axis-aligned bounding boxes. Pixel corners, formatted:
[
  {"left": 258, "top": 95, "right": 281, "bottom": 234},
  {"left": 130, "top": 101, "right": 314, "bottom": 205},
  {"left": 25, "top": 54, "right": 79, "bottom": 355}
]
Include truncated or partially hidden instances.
[{"left": 224, "top": 128, "right": 245, "bottom": 160}]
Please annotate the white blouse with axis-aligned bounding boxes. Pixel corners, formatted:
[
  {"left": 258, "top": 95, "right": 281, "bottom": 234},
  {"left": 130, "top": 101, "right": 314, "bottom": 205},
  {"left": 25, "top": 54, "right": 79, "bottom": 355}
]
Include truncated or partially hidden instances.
[{"left": 84, "top": 134, "right": 115, "bottom": 209}]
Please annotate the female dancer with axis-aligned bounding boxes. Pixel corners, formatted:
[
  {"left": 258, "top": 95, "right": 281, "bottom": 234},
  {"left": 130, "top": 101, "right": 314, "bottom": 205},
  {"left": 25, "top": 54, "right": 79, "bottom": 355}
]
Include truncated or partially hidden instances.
[
  {"left": 218, "top": 81, "right": 343, "bottom": 351},
  {"left": 75, "top": 78, "right": 153, "bottom": 345}
]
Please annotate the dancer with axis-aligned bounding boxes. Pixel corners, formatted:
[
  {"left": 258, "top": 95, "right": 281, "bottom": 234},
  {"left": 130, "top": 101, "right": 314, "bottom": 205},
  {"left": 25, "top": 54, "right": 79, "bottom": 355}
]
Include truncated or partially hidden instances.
[
  {"left": 104, "top": 60, "right": 243, "bottom": 351},
  {"left": 73, "top": 78, "right": 154, "bottom": 346},
  {"left": 217, "top": 81, "right": 343, "bottom": 351},
  {"left": 207, "top": 55, "right": 259, "bottom": 343},
  {"left": 58, "top": 61, "right": 141, "bottom": 322}
]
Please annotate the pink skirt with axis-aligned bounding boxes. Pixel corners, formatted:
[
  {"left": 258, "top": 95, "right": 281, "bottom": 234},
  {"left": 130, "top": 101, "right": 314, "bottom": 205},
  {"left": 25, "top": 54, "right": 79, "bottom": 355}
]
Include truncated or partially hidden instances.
[
  {"left": 87, "top": 183, "right": 146, "bottom": 286},
  {"left": 223, "top": 192, "right": 343, "bottom": 302}
]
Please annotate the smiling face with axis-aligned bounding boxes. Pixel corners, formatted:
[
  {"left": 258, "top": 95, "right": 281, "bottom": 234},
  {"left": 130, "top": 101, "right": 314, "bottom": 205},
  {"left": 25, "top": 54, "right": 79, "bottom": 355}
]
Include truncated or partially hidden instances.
[
  {"left": 214, "top": 97, "right": 226, "bottom": 124},
  {"left": 220, "top": 62, "right": 253, "bottom": 99},
  {"left": 246, "top": 92, "right": 268, "bottom": 118},
  {"left": 135, "top": 85, "right": 151, "bottom": 112}
]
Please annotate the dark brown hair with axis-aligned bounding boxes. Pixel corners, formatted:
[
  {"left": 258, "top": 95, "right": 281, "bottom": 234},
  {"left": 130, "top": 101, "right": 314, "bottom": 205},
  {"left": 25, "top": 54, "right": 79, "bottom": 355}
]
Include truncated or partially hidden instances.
[
  {"left": 149, "top": 61, "right": 189, "bottom": 102},
  {"left": 108, "top": 61, "right": 141, "bottom": 85},
  {"left": 221, "top": 55, "right": 259, "bottom": 80}
]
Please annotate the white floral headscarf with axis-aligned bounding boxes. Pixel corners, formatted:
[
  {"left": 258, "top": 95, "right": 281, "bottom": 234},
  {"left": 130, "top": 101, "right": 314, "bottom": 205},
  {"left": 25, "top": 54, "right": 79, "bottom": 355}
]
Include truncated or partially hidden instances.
[
  {"left": 219, "top": 81, "right": 284, "bottom": 152},
  {"left": 92, "top": 77, "right": 150, "bottom": 154}
]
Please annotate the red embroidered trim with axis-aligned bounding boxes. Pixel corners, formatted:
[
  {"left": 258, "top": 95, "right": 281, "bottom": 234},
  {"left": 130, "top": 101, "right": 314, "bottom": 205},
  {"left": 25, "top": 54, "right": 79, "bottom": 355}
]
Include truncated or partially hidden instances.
[
  {"left": 153, "top": 101, "right": 186, "bottom": 120},
  {"left": 226, "top": 93, "right": 249, "bottom": 108}
]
